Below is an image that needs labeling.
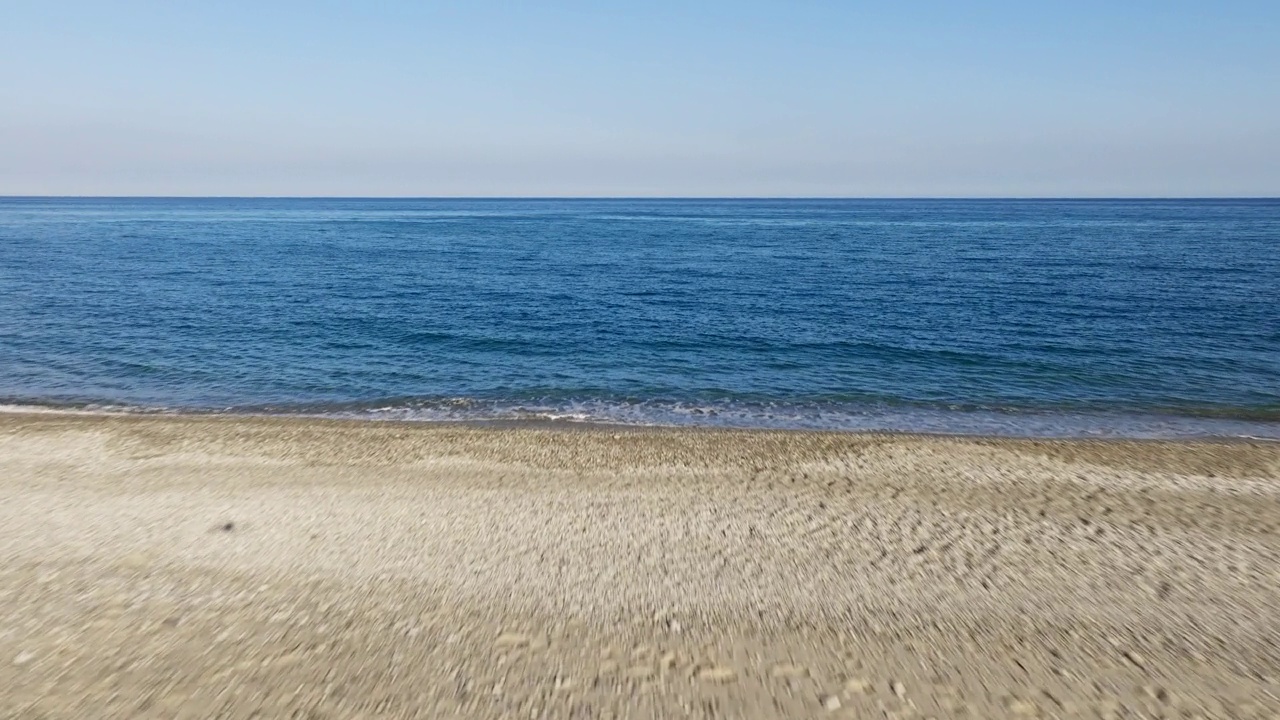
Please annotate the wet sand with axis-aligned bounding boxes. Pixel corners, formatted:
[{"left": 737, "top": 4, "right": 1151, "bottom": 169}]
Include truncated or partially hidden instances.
[{"left": 1, "top": 412, "right": 1278, "bottom": 719}]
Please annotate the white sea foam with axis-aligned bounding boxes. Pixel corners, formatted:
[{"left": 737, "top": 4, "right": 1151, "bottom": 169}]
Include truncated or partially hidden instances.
[
  {"left": 314, "top": 398, "right": 1280, "bottom": 440},
  {"left": 1, "top": 397, "right": 1276, "bottom": 439}
]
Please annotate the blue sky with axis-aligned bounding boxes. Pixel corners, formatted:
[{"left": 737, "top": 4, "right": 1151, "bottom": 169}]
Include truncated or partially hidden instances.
[{"left": 2, "top": 1, "right": 1277, "bottom": 196}]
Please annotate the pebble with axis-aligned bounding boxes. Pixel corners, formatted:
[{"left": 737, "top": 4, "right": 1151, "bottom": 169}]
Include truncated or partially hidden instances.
[
  {"left": 771, "top": 663, "right": 808, "bottom": 678},
  {"left": 1122, "top": 650, "right": 1146, "bottom": 669},
  {"left": 13, "top": 651, "right": 35, "bottom": 666},
  {"left": 495, "top": 632, "right": 530, "bottom": 648},
  {"left": 845, "top": 677, "right": 873, "bottom": 694},
  {"left": 1008, "top": 699, "right": 1039, "bottom": 716},
  {"left": 697, "top": 666, "right": 737, "bottom": 683},
  {"left": 1143, "top": 685, "right": 1170, "bottom": 703},
  {"left": 822, "top": 694, "right": 842, "bottom": 711},
  {"left": 891, "top": 680, "right": 907, "bottom": 698}
]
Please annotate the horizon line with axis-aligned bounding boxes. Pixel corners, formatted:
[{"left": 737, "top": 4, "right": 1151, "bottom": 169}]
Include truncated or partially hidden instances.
[{"left": 3, "top": 195, "right": 1279, "bottom": 201}]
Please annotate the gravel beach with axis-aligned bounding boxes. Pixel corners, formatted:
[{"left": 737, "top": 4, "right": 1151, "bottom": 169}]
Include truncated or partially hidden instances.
[{"left": 1, "top": 412, "right": 1277, "bottom": 718}]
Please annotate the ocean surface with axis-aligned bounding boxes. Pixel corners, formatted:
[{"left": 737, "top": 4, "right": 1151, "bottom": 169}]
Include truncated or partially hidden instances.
[{"left": 1, "top": 197, "right": 1277, "bottom": 438}]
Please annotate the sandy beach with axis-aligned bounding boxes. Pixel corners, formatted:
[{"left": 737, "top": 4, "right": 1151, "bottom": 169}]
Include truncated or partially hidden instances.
[{"left": 1, "top": 412, "right": 1278, "bottom": 718}]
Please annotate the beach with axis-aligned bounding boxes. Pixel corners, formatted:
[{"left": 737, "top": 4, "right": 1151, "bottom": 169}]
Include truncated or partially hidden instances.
[{"left": 1, "top": 412, "right": 1278, "bottom": 719}]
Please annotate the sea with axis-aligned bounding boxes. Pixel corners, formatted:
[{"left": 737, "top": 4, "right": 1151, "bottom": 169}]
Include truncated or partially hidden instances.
[{"left": 1, "top": 197, "right": 1277, "bottom": 438}]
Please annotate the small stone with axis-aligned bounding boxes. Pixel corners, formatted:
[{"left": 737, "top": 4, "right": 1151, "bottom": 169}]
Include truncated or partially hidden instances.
[
  {"left": 771, "top": 663, "right": 808, "bottom": 678},
  {"left": 823, "top": 694, "right": 842, "bottom": 711},
  {"left": 845, "top": 677, "right": 873, "bottom": 694},
  {"left": 1143, "top": 685, "right": 1170, "bottom": 703},
  {"left": 891, "top": 680, "right": 906, "bottom": 698},
  {"left": 1122, "top": 650, "right": 1146, "bottom": 669},
  {"left": 13, "top": 651, "right": 35, "bottom": 666},
  {"left": 697, "top": 666, "right": 737, "bottom": 683},
  {"left": 1008, "top": 699, "right": 1039, "bottom": 715},
  {"left": 495, "top": 633, "right": 530, "bottom": 648}
]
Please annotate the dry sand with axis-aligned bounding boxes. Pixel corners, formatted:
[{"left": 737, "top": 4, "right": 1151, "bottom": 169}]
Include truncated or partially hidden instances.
[{"left": 1, "top": 412, "right": 1278, "bottom": 719}]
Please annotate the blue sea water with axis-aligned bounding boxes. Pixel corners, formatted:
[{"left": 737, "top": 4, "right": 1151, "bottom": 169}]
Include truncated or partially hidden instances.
[{"left": 1, "top": 197, "right": 1277, "bottom": 438}]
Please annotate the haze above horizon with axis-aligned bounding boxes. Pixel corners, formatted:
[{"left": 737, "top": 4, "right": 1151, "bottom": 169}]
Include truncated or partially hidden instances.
[{"left": 2, "top": 2, "right": 1277, "bottom": 197}]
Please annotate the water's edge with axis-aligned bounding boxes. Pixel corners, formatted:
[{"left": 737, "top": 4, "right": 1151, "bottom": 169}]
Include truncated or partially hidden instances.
[{"left": 4, "top": 398, "right": 1278, "bottom": 440}]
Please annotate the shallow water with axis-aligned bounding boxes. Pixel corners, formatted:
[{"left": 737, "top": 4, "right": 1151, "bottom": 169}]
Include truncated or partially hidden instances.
[{"left": 1, "top": 197, "right": 1277, "bottom": 437}]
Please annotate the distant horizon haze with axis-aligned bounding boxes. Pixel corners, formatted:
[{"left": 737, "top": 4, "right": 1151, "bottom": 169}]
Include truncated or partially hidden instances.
[
  {"left": 3, "top": 195, "right": 1280, "bottom": 200},
  {"left": 2, "top": 2, "right": 1278, "bottom": 197}
]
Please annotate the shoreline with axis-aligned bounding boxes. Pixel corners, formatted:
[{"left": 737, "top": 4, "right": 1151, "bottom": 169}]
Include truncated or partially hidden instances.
[
  {"left": 3, "top": 403, "right": 1279, "bottom": 442},
  {"left": 2, "top": 411, "right": 1278, "bottom": 717}
]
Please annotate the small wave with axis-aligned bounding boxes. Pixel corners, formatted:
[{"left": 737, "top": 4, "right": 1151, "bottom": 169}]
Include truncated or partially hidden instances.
[
  {"left": 258, "top": 397, "right": 1280, "bottom": 440},
  {"left": 2, "top": 395, "right": 1278, "bottom": 439}
]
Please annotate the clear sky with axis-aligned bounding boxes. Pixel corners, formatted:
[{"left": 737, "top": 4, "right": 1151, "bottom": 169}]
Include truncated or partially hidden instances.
[{"left": 2, "top": 1, "right": 1277, "bottom": 197}]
